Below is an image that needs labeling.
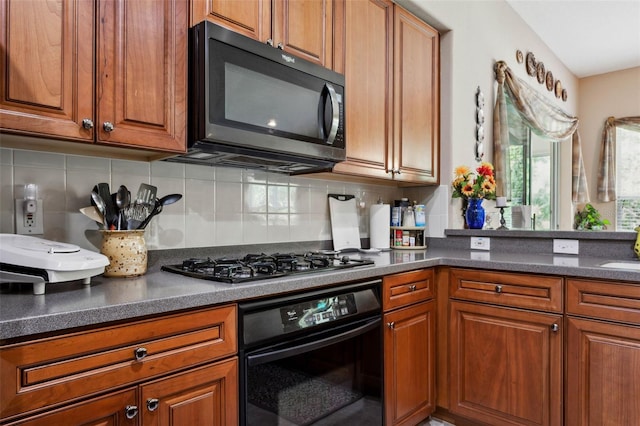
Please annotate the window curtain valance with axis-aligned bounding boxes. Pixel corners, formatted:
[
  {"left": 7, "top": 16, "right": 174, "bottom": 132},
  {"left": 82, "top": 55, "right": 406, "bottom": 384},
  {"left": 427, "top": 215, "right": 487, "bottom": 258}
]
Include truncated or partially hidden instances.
[
  {"left": 493, "top": 61, "right": 590, "bottom": 204},
  {"left": 597, "top": 116, "right": 640, "bottom": 202}
]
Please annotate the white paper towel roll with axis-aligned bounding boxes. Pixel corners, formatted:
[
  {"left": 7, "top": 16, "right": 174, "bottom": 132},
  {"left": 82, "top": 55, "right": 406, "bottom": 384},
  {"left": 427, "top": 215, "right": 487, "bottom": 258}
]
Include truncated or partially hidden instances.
[{"left": 369, "top": 204, "right": 390, "bottom": 249}]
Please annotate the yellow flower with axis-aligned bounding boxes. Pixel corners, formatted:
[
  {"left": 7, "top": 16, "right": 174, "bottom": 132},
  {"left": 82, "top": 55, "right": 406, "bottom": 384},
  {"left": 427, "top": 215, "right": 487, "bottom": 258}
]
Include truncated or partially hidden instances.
[
  {"left": 482, "top": 180, "right": 495, "bottom": 193},
  {"left": 461, "top": 184, "right": 475, "bottom": 197},
  {"left": 454, "top": 165, "right": 471, "bottom": 177}
]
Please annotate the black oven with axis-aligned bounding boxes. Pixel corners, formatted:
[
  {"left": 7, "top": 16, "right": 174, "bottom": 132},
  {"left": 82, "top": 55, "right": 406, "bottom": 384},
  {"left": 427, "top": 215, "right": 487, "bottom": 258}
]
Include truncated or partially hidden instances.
[
  {"left": 238, "top": 280, "right": 383, "bottom": 425},
  {"left": 167, "top": 21, "right": 346, "bottom": 174}
]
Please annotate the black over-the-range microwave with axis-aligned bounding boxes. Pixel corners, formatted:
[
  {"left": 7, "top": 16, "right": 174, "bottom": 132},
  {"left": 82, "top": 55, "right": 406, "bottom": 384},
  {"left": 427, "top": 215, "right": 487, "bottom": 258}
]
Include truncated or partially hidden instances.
[{"left": 165, "top": 21, "right": 346, "bottom": 174}]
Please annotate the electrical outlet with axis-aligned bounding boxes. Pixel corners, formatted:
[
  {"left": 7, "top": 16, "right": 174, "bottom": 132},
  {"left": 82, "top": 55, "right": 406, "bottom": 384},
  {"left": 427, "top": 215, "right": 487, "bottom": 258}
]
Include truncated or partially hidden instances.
[
  {"left": 470, "top": 237, "right": 490, "bottom": 250},
  {"left": 553, "top": 239, "right": 579, "bottom": 255},
  {"left": 15, "top": 198, "right": 44, "bottom": 235}
]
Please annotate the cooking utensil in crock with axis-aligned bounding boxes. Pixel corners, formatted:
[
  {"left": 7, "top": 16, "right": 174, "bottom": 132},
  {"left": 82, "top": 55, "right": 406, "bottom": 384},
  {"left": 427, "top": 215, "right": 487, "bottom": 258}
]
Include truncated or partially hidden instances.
[
  {"left": 135, "top": 183, "right": 157, "bottom": 206},
  {"left": 96, "top": 183, "right": 117, "bottom": 229},
  {"left": 115, "top": 185, "right": 131, "bottom": 230},
  {"left": 137, "top": 194, "right": 183, "bottom": 229},
  {"left": 79, "top": 206, "right": 104, "bottom": 225}
]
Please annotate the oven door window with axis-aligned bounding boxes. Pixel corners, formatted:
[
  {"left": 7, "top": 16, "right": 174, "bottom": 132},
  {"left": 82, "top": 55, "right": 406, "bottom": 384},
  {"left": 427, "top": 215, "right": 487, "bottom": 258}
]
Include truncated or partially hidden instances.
[{"left": 243, "top": 318, "right": 382, "bottom": 425}]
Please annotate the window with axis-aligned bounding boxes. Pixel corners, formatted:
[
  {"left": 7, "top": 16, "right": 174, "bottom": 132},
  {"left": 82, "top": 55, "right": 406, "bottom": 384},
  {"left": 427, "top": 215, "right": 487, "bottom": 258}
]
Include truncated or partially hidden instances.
[
  {"left": 615, "top": 127, "right": 640, "bottom": 230},
  {"left": 506, "top": 104, "right": 559, "bottom": 230}
]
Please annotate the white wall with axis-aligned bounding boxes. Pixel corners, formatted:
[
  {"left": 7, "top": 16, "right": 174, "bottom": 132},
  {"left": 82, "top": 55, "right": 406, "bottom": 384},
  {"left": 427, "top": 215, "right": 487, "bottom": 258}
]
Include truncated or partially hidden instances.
[
  {"left": 399, "top": 0, "right": 578, "bottom": 228},
  {"left": 578, "top": 66, "right": 640, "bottom": 226}
]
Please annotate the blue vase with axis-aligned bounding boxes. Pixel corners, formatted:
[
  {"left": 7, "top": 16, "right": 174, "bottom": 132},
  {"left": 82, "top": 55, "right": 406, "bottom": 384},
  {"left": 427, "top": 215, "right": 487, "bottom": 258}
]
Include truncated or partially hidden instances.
[{"left": 465, "top": 198, "right": 485, "bottom": 229}]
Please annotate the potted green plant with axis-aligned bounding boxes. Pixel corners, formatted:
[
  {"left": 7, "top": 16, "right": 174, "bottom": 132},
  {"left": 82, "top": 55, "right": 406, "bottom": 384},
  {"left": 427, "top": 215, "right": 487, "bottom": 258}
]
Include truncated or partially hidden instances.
[{"left": 573, "top": 203, "right": 611, "bottom": 230}]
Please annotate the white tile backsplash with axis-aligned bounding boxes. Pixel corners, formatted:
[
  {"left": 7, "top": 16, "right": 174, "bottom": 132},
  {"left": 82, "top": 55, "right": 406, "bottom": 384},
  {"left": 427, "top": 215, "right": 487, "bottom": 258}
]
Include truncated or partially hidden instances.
[{"left": 0, "top": 148, "right": 447, "bottom": 250}]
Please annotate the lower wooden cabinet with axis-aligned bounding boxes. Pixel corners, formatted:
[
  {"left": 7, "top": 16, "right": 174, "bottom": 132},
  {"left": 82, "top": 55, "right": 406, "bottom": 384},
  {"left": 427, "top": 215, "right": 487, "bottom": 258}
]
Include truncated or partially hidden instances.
[
  {"left": 1, "top": 305, "right": 238, "bottom": 425},
  {"left": 3, "top": 389, "right": 138, "bottom": 426},
  {"left": 383, "top": 269, "right": 435, "bottom": 426},
  {"left": 449, "top": 301, "right": 563, "bottom": 426},
  {"left": 566, "top": 318, "right": 640, "bottom": 426},
  {"left": 140, "top": 358, "right": 238, "bottom": 426},
  {"left": 565, "top": 278, "right": 640, "bottom": 426},
  {"left": 4, "top": 359, "right": 237, "bottom": 426}
]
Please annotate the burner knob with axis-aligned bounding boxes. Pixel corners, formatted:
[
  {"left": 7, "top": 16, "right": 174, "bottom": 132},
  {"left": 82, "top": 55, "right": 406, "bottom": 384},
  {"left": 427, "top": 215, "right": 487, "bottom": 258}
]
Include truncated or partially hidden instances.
[{"left": 340, "top": 255, "right": 350, "bottom": 264}]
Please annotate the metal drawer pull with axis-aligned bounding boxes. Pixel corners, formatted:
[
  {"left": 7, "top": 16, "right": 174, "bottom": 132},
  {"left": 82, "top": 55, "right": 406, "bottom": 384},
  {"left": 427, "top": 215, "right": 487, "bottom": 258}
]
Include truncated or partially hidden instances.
[
  {"left": 551, "top": 323, "right": 559, "bottom": 332},
  {"left": 408, "top": 284, "right": 417, "bottom": 292},
  {"left": 387, "top": 322, "right": 395, "bottom": 329},
  {"left": 124, "top": 405, "right": 139, "bottom": 419},
  {"left": 134, "top": 347, "right": 148, "bottom": 361},
  {"left": 495, "top": 285, "right": 503, "bottom": 293},
  {"left": 147, "top": 398, "right": 159, "bottom": 412},
  {"left": 82, "top": 118, "right": 93, "bottom": 129},
  {"left": 266, "top": 39, "right": 274, "bottom": 46}
]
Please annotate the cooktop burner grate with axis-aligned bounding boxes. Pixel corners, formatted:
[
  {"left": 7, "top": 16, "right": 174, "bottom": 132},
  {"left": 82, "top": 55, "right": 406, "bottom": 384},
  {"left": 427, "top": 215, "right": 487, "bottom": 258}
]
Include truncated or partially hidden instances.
[{"left": 161, "top": 252, "right": 374, "bottom": 284}]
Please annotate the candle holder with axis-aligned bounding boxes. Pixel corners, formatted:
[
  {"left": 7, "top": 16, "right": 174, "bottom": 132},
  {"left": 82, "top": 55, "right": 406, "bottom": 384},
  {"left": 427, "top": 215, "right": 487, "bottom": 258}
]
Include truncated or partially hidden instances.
[{"left": 497, "top": 206, "right": 509, "bottom": 230}]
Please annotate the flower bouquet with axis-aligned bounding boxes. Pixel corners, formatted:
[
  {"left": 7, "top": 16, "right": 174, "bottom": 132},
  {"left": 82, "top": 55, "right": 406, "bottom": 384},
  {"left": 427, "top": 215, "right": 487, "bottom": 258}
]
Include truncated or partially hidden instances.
[{"left": 452, "top": 162, "right": 497, "bottom": 228}]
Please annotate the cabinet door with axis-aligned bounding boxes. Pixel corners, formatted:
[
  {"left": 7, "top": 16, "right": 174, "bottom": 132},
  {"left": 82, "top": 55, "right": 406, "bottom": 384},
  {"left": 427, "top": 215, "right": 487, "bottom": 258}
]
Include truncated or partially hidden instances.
[
  {"left": 140, "top": 358, "right": 238, "bottom": 426},
  {"left": 566, "top": 317, "right": 640, "bottom": 426},
  {"left": 97, "top": 0, "right": 187, "bottom": 152},
  {"left": 190, "top": 0, "right": 271, "bottom": 42},
  {"left": 332, "top": 0, "right": 393, "bottom": 179},
  {"left": 392, "top": 8, "right": 439, "bottom": 184},
  {"left": 272, "top": 0, "right": 333, "bottom": 68},
  {"left": 4, "top": 389, "right": 137, "bottom": 426},
  {"left": 0, "top": 0, "right": 94, "bottom": 141},
  {"left": 449, "top": 301, "right": 562, "bottom": 426},
  {"left": 384, "top": 300, "right": 435, "bottom": 426}
]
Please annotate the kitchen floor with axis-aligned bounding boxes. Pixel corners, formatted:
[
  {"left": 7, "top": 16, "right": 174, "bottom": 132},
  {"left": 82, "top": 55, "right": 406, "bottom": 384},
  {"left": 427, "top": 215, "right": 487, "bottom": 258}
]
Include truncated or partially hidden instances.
[{"left": 418, "top": 418, "right": 454, "bottom": 426}]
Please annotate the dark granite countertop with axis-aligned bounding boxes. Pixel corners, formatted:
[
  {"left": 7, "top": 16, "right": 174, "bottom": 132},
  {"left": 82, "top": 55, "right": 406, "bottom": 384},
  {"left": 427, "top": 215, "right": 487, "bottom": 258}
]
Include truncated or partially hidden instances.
[{"left": 1, "top": 246, "right": 639, "bottom": 341}]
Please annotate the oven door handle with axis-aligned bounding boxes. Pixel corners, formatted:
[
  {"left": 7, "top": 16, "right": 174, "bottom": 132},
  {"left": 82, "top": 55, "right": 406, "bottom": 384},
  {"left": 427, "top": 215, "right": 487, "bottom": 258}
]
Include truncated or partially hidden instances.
[{"left": 247, "top": 317, "right": 380, "bottom": 366}]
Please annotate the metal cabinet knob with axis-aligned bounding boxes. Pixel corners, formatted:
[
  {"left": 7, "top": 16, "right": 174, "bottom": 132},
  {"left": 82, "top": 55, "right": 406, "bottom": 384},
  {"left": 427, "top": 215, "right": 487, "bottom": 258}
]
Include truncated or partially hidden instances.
[
  {"left": 551, "top": 323, "right": 559, "bottom": 332},
  {"left": 495, "top": 285, "right": 503, "bottom": 293},
  {"left": 147, "top": 398, "right": 159, "bottom": 412},
  {"left": 134, "top": 347, "right": 148, "bottom": 361},
  {"left": 103, "top": 121, "right": 115, "bottom": 132},
  {"left": 277, "top": 42, "right": 284, "bottom": 49},
  {"left": 387, "top": 321, "right": 395, "bottom": 329},
  {"left": 124, "top": 405, "right": 139, "bottom": 419},
  {"left": 266, "top": 39, "right": 274, "bottom": 46},
  {"left": 394, "top": 169, "right": 401, "bottom": 175},
  {"left": 408, "top": 284, "right": 417, "bottom": 292},
  {"left": 82, "top": 118, "right": 94, "bottom": 129}
]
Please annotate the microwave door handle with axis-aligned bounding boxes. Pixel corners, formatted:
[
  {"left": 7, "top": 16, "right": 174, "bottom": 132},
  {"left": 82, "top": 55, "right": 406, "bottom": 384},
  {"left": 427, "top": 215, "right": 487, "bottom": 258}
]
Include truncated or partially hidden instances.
[{"left": 320, "top": 83, "right": 340, "bottom": 145}]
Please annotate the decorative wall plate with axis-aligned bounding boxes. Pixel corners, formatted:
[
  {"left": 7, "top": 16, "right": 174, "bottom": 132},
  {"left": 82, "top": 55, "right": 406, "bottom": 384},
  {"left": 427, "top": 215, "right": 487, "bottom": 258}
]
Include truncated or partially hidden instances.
[
  {"left": 555, "top": 80, "right": 563, "bottom": 98},
  {"left": 526, "top": 52, "right": 536, "bottom": 76},
  {"left": 475, "top": 141, "right": 484, "bottom": 161},
  {"left": 476, "top": 124, "right": 485, "bottom": 142},
  {"left": 536, "top": 62, "right": 546, "bottom": 84},
  {"left": 516, "top": 50, "right": 524, "bottom": 64},
  {"left": 562, "top": 89, "right": 568, "bottom": 102},
  {"left": 476, "top": 87, "right": 484, "bottom": 107},
  {"left": 545, "top": 71, "right": 554, "bottom": 91}
]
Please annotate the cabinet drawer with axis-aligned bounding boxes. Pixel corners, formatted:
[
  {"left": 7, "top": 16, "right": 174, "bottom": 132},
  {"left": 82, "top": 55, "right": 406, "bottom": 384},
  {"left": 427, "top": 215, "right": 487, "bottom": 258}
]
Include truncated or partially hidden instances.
[
  {"left": 449, "top": 268, "right": 563, "bottom": 312},
  {"left": 567, "top": 278, "right": 640, "bottom": 324},
  {"left": 383, "top": 269, "right": 434, "bottom": 311},
  {"left": 1, "top": 304, "right": 237, "bottom": 420}
]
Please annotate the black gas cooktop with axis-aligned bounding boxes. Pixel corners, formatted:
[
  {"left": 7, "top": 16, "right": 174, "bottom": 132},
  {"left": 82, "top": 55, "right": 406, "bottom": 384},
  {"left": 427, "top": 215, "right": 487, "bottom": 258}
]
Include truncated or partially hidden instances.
[{"left": 161, "top": 252, "right": 374, "bottom": 284}]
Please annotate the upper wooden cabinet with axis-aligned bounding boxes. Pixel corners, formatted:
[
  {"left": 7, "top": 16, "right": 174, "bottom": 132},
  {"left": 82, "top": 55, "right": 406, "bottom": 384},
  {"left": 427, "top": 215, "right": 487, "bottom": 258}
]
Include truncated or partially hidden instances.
[
  {"left": 0, "top": 0, "right": 187, "bottom": 153},
  {"left": 333, "top": 1, "right": 439, "bottom": 184},
  {"left": 191, "top": 0, "right": 342, "bottom": 71}
]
